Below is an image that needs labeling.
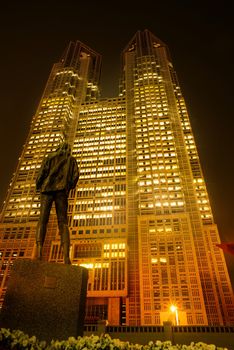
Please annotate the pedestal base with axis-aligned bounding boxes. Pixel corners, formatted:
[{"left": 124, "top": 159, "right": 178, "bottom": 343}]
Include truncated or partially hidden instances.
[{"left": 0, "top": 259, "right": 88, "bottom": 342}]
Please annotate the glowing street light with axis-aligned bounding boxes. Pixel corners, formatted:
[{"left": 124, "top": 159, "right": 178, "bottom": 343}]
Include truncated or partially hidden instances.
[{"left": 170, "top": 304, "right": 179, "bottom": 325}]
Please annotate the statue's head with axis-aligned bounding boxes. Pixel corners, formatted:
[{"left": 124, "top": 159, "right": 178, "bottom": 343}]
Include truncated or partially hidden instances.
[{"left": 56, "top": 142, "right": 71, "bottom": 155}]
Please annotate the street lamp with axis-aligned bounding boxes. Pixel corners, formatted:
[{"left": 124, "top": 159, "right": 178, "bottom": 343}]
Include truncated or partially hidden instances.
[{"left": 170, "top": 304, "right": 179, "bottom": 325}]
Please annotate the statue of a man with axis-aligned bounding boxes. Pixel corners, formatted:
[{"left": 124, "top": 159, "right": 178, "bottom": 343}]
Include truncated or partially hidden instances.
[{"left": 35, "top": 142, "right": 79, "bottom": 264}]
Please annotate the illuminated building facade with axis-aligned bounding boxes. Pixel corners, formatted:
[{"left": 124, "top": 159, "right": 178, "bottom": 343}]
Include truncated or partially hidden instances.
[{"left": 1, "top": 30, "right": 234, "bottom": 326}]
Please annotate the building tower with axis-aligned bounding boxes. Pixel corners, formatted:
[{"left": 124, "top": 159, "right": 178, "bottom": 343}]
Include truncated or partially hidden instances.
[
  {"left": 0, "top": 30, "right": 234, "bottom": 326},
  {"left": 0, "top": 40, "right": 101, "bottom": 299},
  {"left": 120, "top": 30, "right": 234, "bottom": 325}
]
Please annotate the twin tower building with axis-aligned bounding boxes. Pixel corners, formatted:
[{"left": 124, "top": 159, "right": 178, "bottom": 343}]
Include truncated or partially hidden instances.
[{"left": 0, "top": 30, "right": 234, "bottom": 326}]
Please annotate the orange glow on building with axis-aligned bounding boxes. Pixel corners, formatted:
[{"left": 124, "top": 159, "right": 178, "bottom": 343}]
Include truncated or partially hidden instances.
[{"left": 0, "top": 30, "right": 234, "bottom": 326}]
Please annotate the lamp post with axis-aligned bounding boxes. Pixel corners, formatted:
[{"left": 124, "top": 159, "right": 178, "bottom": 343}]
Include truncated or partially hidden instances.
[{"left": 170, "top": 305, "right": 179, "bottom": 325}]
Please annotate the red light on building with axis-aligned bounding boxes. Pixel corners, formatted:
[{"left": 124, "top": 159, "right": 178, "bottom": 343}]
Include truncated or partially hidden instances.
[{"left": 217, "top": 243, "right": 234, "bottom": 256}]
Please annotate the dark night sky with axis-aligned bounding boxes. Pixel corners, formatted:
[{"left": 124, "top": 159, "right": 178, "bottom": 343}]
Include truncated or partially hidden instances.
[{"left": 0, "top": 1, "right": 234, "bottom": 285}]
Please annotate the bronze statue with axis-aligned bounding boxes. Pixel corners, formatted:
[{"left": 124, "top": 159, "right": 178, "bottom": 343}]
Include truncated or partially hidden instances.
[{"left": 35, "top": 142, "right": 79, "bottom": 264}]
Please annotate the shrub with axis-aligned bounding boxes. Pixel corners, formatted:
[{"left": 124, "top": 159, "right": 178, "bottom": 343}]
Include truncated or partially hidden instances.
[{"left": 0, "top": 329, "right": 228, "bottom": 350}]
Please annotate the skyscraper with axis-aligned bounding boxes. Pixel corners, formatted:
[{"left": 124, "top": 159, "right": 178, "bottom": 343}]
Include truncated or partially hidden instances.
[{"left": 0, "top": 30, "right": 234, "bottom": 326}]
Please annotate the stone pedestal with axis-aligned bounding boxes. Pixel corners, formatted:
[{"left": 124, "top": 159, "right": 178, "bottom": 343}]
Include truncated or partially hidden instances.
[{"left": 0, "top": 259, "right": 88, "bottom": 342}]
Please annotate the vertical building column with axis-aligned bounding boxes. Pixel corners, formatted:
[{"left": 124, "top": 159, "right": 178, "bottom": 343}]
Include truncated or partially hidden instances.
[
  {"left": 108, "top": 298, "right": 120, "bottom": 325},
  {"left": 125, "top": 51, "right": 141, "bottom": 325}
]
